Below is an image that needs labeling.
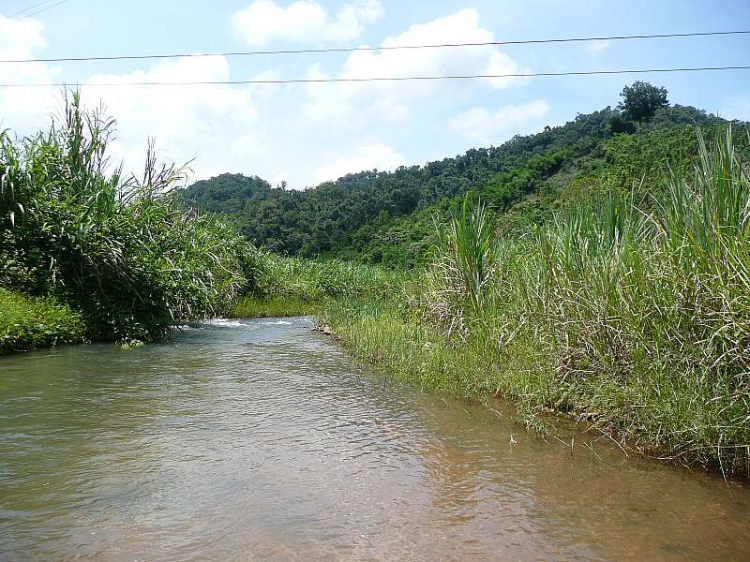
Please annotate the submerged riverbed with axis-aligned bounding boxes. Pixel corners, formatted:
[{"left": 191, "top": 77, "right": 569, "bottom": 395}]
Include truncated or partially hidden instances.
[{"left": 1, "top": 317, "right": 748, "bottom": 561}]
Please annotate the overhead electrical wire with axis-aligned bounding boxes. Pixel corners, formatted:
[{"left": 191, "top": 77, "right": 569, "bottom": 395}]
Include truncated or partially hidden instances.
[
  {"left": 20, "top": 0, "right": 67, "bottom": 19},
  {"left": 0, "top": 29, "right": 747, "bottom": 64},
  {"left": 0, "top": 64, "right": 748, "bottom": 88},
  {"left": 7, "top": 0, "right": 67, "bottom": 19},
  {"left": 8, "top": 0, "right": 58, "bottom": 18}
]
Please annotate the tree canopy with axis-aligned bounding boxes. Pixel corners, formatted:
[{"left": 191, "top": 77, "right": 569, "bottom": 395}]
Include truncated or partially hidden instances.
[{"left": 618, "top": 81, "right": 670, "bottom": 122}]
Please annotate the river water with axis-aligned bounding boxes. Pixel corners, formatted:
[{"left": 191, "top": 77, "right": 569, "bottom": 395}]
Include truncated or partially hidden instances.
[{"left": 0, "top": 317, "right": 748, "bottom": 561}]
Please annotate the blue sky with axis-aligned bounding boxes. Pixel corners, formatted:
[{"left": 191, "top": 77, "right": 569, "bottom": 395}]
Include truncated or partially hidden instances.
[{"left": 1, "top": 0, "right": 749, "bottom": 188}]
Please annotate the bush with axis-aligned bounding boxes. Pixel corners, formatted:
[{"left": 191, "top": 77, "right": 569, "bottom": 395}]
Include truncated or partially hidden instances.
[
  {"left": 0, "top": 92, "right": 256, "bottom": 341},
  {"left": 252, "top": 254, "right": 402, "bottom": 302}
]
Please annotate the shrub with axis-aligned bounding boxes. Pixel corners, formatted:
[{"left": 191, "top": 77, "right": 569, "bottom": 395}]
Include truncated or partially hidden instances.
[{"left": 0, "top": 92, "right": 255, "bottom": 341}]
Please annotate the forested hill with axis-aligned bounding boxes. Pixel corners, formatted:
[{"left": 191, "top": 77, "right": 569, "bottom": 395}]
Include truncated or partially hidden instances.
[{"left": 180, "top": 84, "right": 740, "bottom": 268}]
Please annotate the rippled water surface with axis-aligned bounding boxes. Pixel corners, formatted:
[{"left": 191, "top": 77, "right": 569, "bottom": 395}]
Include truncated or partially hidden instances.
[{"left": 1, "top": 317, "right": 749, "bottom": 561}]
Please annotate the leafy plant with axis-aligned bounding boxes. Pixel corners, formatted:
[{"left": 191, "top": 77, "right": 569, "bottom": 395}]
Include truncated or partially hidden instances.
[
  {"left": 0, "top": 91, "right": 257, "bottom": 342},
  {"left": 0, "top": 288, "right": 85, "bottom": 353}
]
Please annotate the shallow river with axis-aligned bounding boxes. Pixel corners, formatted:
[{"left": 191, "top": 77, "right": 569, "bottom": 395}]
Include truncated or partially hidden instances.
[{"left": 1, "top": 317, "right": 749, "bottom": 561}]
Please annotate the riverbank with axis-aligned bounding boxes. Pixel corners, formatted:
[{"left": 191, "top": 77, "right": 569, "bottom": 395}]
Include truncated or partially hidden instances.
[
  {"left": 312, "top": 132, "right": 750, "bottom": 478},
  {"left": 0, "top": 289, "right": 85, "bottom": 354},
  {"left": 0, "top": 293, "right": 311, "bottom": 355},
  {"left": 317, "top": 298, "right": 750, "bottom": 477},
  {"left": 229, "top": 255, "right": 402, "bottom": 319},
  {"left": 231, "top": 296, "right": 315, "bottom": 318}
]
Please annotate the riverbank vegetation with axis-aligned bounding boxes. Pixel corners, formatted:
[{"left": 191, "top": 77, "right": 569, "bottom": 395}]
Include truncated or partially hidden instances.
[
  {"left": 0, "top": 93, "right": 256, "bottom": 348},
  {"left": 3, "top": 85, "right": 749, "bottom": 477},
  {"left": 0, "top": 288, "right": 85, "bottom": 353},
  {"left": 231, "top": 254, "right": 401, "bottom": 317},
  {"left": 318, "top": 129, "right": 750, "bottom": 477}
]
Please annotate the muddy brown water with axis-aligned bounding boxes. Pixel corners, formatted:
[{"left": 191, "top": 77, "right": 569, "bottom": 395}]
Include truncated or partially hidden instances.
[{"left": 1, "top": 317, "right": 748, "bottom": 561}]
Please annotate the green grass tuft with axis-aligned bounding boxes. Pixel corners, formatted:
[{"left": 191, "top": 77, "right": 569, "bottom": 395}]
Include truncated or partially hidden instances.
[
  {"left": 0, "top": 289, "right": 85, "bottom": 354},
  {"left": 231, "top": 296, "right": 316, "bottom": 318}
]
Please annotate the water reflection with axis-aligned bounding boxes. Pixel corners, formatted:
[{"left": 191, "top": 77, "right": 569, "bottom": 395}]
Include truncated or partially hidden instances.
[{"left": 0, "top": 317, "right": 748, "bottom": 561}]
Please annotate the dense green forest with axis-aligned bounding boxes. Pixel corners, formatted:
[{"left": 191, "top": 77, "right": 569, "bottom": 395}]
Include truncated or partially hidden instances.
[{"left": 181, "top": 83, "right": 739, "bottom": 267}]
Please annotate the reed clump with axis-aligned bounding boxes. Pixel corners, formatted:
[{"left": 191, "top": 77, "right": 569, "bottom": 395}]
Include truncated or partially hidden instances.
[{"left": 232, "top": 253, "right": 402, "bottom": 317}]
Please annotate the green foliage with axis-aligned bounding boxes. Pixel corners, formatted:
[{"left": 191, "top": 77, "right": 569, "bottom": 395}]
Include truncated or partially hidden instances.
[
  {"left": 0, "top": 92, "right": 256, "bottom": 342},
  {"left": 182, "top": 173, "right": 273, "bottom": 215},
  {"left": 324, "top": 130, "right": 750, "bottom": 477},
  {"left": 601, "top": 125, "right": 700, "bottom": 188},
  {"left": 0, "top": 289, "right": 85, "bottom": 353},
  {"left": 618, "top": 81, "right": 669, "bottom": 122},
  {"left": 180, "top": 106, "right": 623, "bottom": 266},
  {"left": 251, "top": 253, "right": 402, "bottom": 302},
  {"left": 428, "top": 195, "right": 497, "bottom": 321},
  {"left": 231, "top": 296, "right": 315, "bottom": 318},
  {"left": 609, "top": 114, "right": 636, "bottom": 135},
  {"left": 230, "top": 252, "right": 402, "bottom": 318},
  {"left": 182, "top": 94, "right": 739, "bottom": 269}
]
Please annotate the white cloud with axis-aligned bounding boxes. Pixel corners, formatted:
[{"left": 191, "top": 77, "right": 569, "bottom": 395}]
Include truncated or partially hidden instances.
[
  {"left": 302, "top": 8, "right": 531, "bottom": 123},
  {"left": 230, "top": 0, "right": 383, "bottom": 46},
  {"left": 0, "top": 13, "right": 46, "bottom": 55},
  {"left": 450, "top": 100, "right": 551, "bottom": 144},
  {"left": 0, "top": 14, "right": 60, "bottom": 134},
  {"left": 0, "top": 16, "right": 263, "bottom": 184},
  {"left": 271, "top": 170, "right": 289, "bottom": 186},
  {"left": 0, "top": 15, "right": 287, "bottom": 186},
  {"left": 82, "top": 56, "right": 264, "bottom": 181},
  {"left": 0, "top": 8, "right": 540, "bottom": 190},
  {"left": 586, "top": 40, "right": 611, "bottom": 56},
  {"left": 314, "top": 143, "right": 406, "bottom": 183},
  {"left": 340, "top": 8, "right": 528, "bottom": 88}
]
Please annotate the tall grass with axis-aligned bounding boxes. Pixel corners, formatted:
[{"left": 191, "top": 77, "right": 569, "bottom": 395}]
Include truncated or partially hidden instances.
[
  {"left": 419, "top": 195, "right": 497, "bottom": 338},
  {"left": 324, "top": 128, "right": 750, "bottom": 476},
  {"left": 232, "top": 253, "right": 402, "bottom": 317},
  {"left": 256, "top": 254, "right": 401, "bottom": 300}
]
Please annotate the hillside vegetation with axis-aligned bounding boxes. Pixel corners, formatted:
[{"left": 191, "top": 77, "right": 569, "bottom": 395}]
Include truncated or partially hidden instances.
[{"left": 182, "top": 84, "right": 735, "bottom": 267}]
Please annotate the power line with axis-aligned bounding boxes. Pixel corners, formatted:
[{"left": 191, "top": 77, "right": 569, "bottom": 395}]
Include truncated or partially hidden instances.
[
  {"left": 7, "top": 0, "right": 57, "bottom": 18},
  {"left": 1, "top": 64, "right": 749, "bottom": 88},
  {"left": 0, "top": 29, "right": 748, "bottom": 64},
  {"left": 21, "top": 0, "right": 67, "bottom": 18},
  {"left": 7, "top": 0, "right": 67, "bottom": 19}
]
